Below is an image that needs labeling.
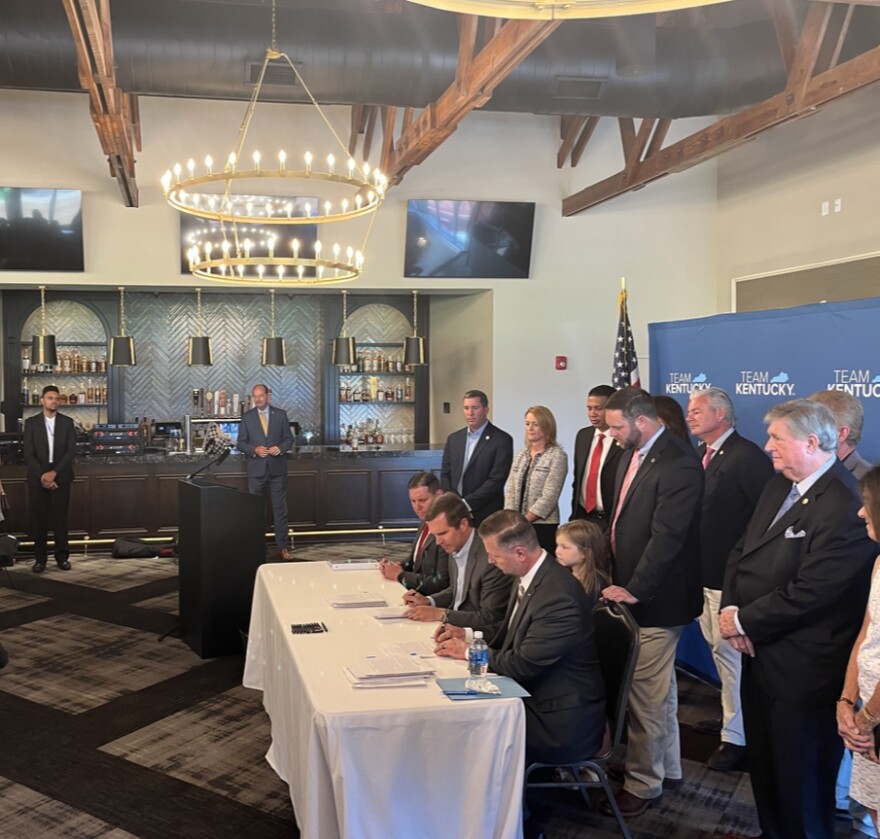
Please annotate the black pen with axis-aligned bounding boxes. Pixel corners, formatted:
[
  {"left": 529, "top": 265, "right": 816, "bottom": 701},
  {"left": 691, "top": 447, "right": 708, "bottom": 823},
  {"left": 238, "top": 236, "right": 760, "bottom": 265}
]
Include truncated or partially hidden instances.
[{"left": 320, "top": 621, "right": 328, "bottom": 632}]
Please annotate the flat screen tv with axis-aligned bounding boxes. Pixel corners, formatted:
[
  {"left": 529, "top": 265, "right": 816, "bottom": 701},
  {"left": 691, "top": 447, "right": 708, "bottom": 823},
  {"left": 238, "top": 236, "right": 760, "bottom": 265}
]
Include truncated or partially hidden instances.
[
  {"left": 404, "top": 199, "right": 535, "bottom": 279},
  {"left": 0, "top": 187, "right": 84, "bottom": 271},
  {"left": 179, "top": 194, "right": 318, "bottom": 274}
]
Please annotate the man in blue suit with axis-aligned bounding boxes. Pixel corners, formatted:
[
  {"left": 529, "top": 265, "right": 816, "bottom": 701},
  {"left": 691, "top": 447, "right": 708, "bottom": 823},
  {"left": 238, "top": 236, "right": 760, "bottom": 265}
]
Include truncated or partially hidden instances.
[{"left": 237, "top": 384, "right": 294, "bottom": 560}]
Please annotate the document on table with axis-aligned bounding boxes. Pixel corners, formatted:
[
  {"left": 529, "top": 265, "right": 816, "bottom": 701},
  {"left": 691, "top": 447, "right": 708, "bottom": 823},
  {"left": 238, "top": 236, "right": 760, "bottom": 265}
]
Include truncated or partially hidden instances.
[
  {"left": 328, "top": 559, "right": 380, "bottom": 571},
  {"left": 370, "top": 607, "right": 410, "bottom": 621},
  {"left": 329, "top": 592, "right": 388, "bottom": 608},
  {"left": 380, "top": 640, "right": 437, "bottom": 658},
  {"left": 437, "top": 676, "right": 531, "bottom": 700},
  {"left": 345, "top": 656, "right": 435, "bottom": 680}
]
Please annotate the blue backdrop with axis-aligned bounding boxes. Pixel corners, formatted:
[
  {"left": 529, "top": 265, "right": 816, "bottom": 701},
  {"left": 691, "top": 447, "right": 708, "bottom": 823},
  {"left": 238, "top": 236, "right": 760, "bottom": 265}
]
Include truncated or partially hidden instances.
[
  {"left": 649, "top": 297, "right": 880, "bottom": 683},
  {"left": 649, "top": 297, "right": 880, "bottom": 463}
]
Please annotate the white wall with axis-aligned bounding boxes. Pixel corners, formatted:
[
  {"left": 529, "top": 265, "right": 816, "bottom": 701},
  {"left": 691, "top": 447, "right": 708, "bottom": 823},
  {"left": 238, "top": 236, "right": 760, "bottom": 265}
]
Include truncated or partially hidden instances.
[{"left": 1, "top": 88, "right": 720, "bottom": 515}]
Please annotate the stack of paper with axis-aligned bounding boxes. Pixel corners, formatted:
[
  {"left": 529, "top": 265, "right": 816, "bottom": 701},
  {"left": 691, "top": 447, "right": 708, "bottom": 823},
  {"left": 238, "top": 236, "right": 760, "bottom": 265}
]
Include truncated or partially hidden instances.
[
  {"left": 380, "top": 640, "right": 436, "bottom": 658},
  {"left": 328, "top": 559, "right": 380, "bottom": 571},
  {"left": 369, "top": 607, "right": 410, "bottom": 621},
  {"left": 344, "top": 656, "right": 435, "bottom": 688},
  {"left": 329, "top": 592, "right": 388, "bottom": 608}
]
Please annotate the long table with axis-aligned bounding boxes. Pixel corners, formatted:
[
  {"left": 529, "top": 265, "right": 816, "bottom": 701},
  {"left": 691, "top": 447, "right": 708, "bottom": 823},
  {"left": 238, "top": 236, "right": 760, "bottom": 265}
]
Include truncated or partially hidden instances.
[{"left": 243, "top": 561, "right": 525, "bottom": 839}]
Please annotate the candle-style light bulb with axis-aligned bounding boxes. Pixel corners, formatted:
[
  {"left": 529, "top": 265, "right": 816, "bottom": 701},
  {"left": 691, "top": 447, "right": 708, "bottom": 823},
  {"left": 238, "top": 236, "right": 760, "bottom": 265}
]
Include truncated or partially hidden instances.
[
  {"left": 317, "top": 264, "right": 325, "bottom": 278},
  {"left": 363, "top": 162, "right": 371, "bottom": 179},
  {"left": 347, "top": 158, "right": 356, "bottom": 176},
  {"left": 238, "top": 264, "right": 245, "bottom": 278},
  {"left": 346, "top": 245, "right": 354, "bottom": 264},
  {"left": 205, "top": 154, "right": 213, "bottom": 174},
  {"left": 278, "top": 149, "right": 287, "bottom": 170},
  {"left": 187, "top": 159, "right": 195, "bottom": 177},
  {"left": 304, "top": 203, "right": 312, "bottom": 218},
  {"left": 277, "top": 265, "right": 285, "bottom": 279},
  {"left": 267, "top": 235, "right": 276, "bottom": 258},
  {"left": 314, "top": 240, "right": 322, "bottom": 258},
  {"left": 341, "top": 198, "right": 349, "bottom": 214},
  {"left": 291, "top": 238, "right": 300, "bottom": 258},
  {"left": 173, "top": 163, "right": 182, "bottom": 179},
  {"left": 327, "top": 153, "right": 335, "bottom": 173},
  {"left": 161, "top": 171, "right": 172, "bottom": 192},
  {"left": 297, "top": 265, "right": 304, "bottom": 279},
  {"left": 355, "top": 250, "right": 364, "bottom": 269},
  {"left": 252, "top": 150, "right": 261, "bottom": 171},
  {"left": 222, "top": 240, "right": 231, "bottom": 256},
  {"left": 204, "top": 242, "right": 212, "bottom": 259},
  {"left": 244, "top": 239, "right": 252, "bottom": 259},
  {"left": 324, "top": 200, "right": 332, "bottom": 217},
  {"left": 304, "top": 151, "right": 313, "bottom": 173},
  {"left": 258, "top": 264, "right": 265, "bottom": 279},
  {"left": 227, "top": 152, "right": 236, "bottom": 171},
  {"left": 355, "top": 194, "right": 363, "bottom": 210},
  {"left": 285, "top": 201, "right": 293, "bottom": 218},
  {"left": 333, "top": 243, "right": 341, "bottom": 260}
]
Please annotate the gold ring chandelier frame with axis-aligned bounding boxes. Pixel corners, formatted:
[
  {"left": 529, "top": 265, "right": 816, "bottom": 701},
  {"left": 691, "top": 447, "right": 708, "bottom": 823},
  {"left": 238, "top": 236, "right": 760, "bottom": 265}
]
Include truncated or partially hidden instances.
[{"left": 404, "top": 0, "right": 734, "bottom": 20}]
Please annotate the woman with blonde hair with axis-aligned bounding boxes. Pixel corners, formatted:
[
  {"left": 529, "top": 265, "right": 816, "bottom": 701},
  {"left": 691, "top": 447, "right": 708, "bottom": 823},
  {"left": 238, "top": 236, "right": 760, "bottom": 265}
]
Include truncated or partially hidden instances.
[
  {"left": 555, "top": 519, "right": 611, "bottom": 599},
  {"left": 504, "top": 405, "right": 567, "bottom": 553}
]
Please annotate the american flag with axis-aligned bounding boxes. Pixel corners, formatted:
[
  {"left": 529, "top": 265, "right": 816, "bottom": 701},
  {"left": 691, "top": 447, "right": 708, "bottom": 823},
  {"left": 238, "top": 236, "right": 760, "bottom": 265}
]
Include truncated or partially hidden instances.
[{"left": 612, "top": 287, "right": 641, "bottom": 389}]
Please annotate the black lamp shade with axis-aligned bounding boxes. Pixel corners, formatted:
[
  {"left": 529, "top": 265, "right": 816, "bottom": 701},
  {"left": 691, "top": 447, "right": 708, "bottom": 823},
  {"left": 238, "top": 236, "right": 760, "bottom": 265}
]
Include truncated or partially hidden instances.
[
  {"left": 404, "top": 335, "right": 425, "bottom": 366},
  {"left": 262, "top": 336, "right": 286, "bottom": 366},
  {"left": 32, "top": 334, "right": 58, "bottom": 368},
  {"left": 187, "top": 336, "right": 213, "bottom": 366},
  {"left": 332, "top": 336, "right": 356, "bottom": 366},
  {"left": 109, "top": 335, "right": 137, "bottom": 366}
]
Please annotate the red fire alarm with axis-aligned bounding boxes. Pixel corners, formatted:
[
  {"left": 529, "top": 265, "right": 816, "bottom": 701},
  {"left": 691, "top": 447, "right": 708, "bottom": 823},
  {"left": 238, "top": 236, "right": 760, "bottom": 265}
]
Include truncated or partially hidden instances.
[{"left": 555, "top": 356, "right": 567, "bottom": 370}]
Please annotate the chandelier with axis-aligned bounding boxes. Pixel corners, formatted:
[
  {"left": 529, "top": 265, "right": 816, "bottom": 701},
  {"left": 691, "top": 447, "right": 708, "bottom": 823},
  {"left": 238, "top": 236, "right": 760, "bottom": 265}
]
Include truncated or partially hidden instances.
[
  {"left": 404, "top": 0, "right": 734, "bottom": 20},
  {"left": 161, "top": 0, "right": 386, "bottom": 286}
]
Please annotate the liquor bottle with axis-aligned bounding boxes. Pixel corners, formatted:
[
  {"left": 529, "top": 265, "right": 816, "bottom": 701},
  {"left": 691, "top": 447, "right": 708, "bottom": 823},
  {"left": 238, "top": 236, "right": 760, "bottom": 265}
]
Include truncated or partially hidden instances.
[
  {"left": 99, "top": 352, "right": 107, "bottom": 373},
  {"left": 78, "top": 383, "right": 87, "bottom": 404},
  {"left": 31, "top": 384, "right": 40, "bottom": 405},
  {"left": 72, "top": 348, "right": 81, "bottom": 373},
  {"left": 62, "top": 348, "right": 72, "bottom": 373},
  {"left": 86, "top": 379, "right": 95, "bottom": 403},
  {"left": 361, "top": 380, "right": 370, "bottom": 402},
  {"left": 21, "top": 376, "right": 29, "bottom": 404},
  {"left": 58, "top": 385, "right": 68, "bottom": 405},
  {"left": 375, "top": 425, "right": 385, "bottom": 445},
  {"left": 68, "top": 387, "right": 78, "bottom": 405},
  {"left": 395, "top": 383, "right": 404, "bottom": 402},
  {"left": 404, "top": 377, "right": 412, "bottom": 401},
  {"left": 21, "top": 346, "right": 30, "bottom": 373},
  {"left": 100, "top": 384, "right": 108, "bottom": 403},
  {"left": 376, "top": 382, "right": 385, "bottom": 402}
]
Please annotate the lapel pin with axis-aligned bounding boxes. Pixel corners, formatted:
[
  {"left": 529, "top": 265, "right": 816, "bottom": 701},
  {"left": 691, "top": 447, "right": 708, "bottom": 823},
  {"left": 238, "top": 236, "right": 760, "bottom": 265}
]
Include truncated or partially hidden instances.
[{"left": 801, "top": 497, "right": 809, "bottom": 505}]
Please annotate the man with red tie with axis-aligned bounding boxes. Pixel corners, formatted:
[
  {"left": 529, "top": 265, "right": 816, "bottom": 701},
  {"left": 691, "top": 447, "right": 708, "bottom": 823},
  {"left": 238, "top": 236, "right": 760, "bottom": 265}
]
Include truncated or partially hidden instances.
[
  {"left": 570, "top": 385, "right": 620, "bottom": 529},
  {"left": 379, "top": 471, "right": 449, "bottom": 595}
]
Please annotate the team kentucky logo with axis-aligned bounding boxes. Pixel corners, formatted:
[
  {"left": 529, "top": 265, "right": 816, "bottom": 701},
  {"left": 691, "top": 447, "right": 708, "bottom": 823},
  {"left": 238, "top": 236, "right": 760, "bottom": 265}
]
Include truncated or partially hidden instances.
[
  {"left": 665, "top": 372, "right": 712, "bottom": 395},
  {"left": 825, "top": 369, "right": 880, "bottom": 398},
  {"left": 735, "top": 370, "right": 796, "bottom": 396}
]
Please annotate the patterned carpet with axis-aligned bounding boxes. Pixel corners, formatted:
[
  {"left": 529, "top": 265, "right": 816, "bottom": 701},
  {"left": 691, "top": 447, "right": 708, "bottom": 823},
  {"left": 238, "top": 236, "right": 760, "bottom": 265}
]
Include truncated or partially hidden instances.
[{"left": 0, "top": 542, "right": 862, "bottom": 838}]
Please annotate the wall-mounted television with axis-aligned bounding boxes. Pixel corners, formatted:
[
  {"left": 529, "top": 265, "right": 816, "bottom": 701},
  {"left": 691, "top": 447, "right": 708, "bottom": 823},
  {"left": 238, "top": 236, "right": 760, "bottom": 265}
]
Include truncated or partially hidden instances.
[
  {"left": 179, "top": 194, "right": 317, "bottom": 274},
  {"left": 404, "top": 199, "right": 535, "bottom": 279},
  {"left": 0, "top": 187, "right": 84, "bottom": 271}
]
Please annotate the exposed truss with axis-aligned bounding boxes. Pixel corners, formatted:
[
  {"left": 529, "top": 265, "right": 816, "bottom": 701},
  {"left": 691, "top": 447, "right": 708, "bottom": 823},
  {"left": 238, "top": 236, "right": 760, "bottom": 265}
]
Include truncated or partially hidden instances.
[
  {"left": 562, "top": 0, "right": 880, "bottom": 216},
  {"left": 61, "top": 0, "right": 140, "bottom": 207}
]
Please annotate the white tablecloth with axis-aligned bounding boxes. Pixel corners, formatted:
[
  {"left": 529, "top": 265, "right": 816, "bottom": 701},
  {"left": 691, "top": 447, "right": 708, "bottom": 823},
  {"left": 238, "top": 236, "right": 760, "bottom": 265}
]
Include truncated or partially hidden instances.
[{"left": 243, "top": 561, "right": 525, "bottom": 839}]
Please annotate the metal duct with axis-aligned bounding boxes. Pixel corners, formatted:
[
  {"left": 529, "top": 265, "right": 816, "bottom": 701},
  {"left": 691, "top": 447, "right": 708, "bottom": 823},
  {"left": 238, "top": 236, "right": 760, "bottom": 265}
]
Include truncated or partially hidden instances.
[{"left": 0, "top": 0, "right": 876, "bottom": 119}]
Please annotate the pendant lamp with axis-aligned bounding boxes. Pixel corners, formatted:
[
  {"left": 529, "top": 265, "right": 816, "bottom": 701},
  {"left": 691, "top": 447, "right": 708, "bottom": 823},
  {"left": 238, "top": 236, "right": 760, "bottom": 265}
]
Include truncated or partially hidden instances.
[
  {"left": 109, "top": 287, "right": 137, "bottom": 366},
  {"left": 404, "top": 290, "right": 426, "bottom": 366},
  {"left": 187, "top": 288, "right": 213, "bottom": 366},
  {"left": 31, "top": 285, "right": 58, "bottom": 368},
  {"left": 261, "top": 289, "right": 286, "bottom": 366},
  {"left": 332, "top": 290, "right": 356, "bottom": 366}
]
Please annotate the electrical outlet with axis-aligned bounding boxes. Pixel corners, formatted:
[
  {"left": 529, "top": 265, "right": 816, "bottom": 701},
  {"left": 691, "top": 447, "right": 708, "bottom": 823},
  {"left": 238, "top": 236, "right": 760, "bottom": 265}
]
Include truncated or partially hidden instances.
[
  {"left": 834, "top": 198, "right": 842, "bottom": 213},
  {"left": 821, "top": 201, "right": 830, "bottom": 216}
]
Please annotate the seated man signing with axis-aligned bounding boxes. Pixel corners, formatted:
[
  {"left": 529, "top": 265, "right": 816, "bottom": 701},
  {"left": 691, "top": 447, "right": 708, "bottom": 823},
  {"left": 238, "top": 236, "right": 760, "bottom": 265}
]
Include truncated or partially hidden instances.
[
  {"left": 436, "top": 510, "right": 606, "bottom": 764},
  {"left": 403, "top": 493, "right": 512, "bottom": 639},
  {"left": 378, "top": 471, "right": 450, "bottom": 596}
]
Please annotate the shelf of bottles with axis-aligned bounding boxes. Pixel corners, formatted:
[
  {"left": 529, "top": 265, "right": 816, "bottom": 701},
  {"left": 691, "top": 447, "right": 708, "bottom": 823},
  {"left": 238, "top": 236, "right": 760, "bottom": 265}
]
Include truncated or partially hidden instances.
[
  {"left": 20, "top": 343, "right": 108, "bottom": 409},
  {"left": 337, "top": 346, "right": 417, "bottom": 450}
]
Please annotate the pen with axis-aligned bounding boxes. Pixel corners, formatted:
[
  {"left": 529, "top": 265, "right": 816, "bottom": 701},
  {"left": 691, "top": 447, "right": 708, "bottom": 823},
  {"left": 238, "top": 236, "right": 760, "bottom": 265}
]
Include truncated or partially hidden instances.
[
  {"left": 321, "top": 622, "right": 328, "bottom": 632},
  {"left": 444, "top": 690, "right": 478, "bottom": 696}
]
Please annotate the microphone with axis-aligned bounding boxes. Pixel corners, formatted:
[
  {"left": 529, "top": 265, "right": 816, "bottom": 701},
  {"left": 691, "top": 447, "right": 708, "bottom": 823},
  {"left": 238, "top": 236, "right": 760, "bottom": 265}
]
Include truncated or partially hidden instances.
[{"left": 187, "top": 446, "right": 231, "bottom": 480}]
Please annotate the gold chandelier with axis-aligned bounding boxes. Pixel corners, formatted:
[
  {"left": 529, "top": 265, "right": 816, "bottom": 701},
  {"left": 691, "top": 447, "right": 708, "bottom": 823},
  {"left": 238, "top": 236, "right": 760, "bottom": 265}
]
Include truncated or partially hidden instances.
[
  {"left": 404, "top": 0, "right": 733, "bottom": 20},
  {"left": 161, "top": 0, "right": 386, "bottom": 286}
]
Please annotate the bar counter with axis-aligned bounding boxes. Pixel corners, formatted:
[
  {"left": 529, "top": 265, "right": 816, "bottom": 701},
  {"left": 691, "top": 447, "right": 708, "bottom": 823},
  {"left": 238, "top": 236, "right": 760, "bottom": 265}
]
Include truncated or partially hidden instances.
[{"left": 0, "top": 445, "right": 443, "bottom": 543}]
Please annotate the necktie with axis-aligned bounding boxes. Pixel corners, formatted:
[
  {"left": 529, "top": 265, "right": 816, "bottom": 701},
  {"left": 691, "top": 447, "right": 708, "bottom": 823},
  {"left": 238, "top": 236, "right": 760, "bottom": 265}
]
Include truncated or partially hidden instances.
[
  {"left": 509, "top": 582, "right": 526, "bottom": 626},
  {"left": 768, "top": 483, "right": 800, "bottom": 530},
  {"left": 458, "top": 431, "right": 479, "bottom": 494},
  {"left": 584, "top": 433, "right": 605, "bottom": 513},
  {"left": 610, "top": 449, "right": 642, "bottom": 553},
  {"left": 413, "top": 527, "right": 429, "bottom": 566},
  {"left": 701, "top": 445, "right": 715, "bottom": 470},
  {"left": 259, "top": 411, "right": 269, "bottom": 436}
]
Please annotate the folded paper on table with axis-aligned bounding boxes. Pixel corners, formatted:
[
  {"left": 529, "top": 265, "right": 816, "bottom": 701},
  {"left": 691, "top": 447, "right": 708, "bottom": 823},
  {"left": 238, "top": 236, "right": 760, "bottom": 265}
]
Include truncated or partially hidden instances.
[
  {"left": 328, "top": 559, "right": 380, "bottom": 571},
  {"left": 329, "top": 592, "right": 388, "bottom": 608},
  {"left": 437, "top": 676, "right": 530, "bottom": 700}
]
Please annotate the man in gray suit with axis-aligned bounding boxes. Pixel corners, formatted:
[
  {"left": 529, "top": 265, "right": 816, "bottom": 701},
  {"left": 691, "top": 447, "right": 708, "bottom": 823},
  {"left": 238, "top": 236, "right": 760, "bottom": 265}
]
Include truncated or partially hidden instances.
[
  {"left": 808, "top": 390, "right": 873, "bottom": 479},
  {"left": 236, "top": 384, "right": 294, "bottom": 560},
  {"left": 403, "top": 493, "right": 511, "bottom": 638}
]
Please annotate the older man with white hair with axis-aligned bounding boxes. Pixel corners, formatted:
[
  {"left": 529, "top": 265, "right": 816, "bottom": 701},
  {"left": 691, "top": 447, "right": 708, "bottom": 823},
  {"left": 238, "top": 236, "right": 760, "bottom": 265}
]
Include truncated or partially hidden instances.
[{"left": 720, "top": 399, "right": 875, "bottom": 839}]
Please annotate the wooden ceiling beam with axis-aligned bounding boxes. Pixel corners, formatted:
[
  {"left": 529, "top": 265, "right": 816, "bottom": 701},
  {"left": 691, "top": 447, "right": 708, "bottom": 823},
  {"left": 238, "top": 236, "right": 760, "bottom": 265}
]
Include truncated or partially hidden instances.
[
  {"left": 814, "top": 2, "right": 854, "bottom": 73},
  {"left": 387, "top": 17, "right": 561, "bottom": 185},
  {"left": 570, "top": 116, "right": 600, "bottom": 167},
  {"left": 557, "top": 116, "right": 587, "bottom": 168},
  {"left": 766, "top": 0, "right": 799, "bottom": 74},
  {"left": 380, "top": 106, "right": 397, "bottom": 176},
  {"left": 562, "top": 2, "right": 880, "bottom": 217},
  {"left": 363, "top": 105, "right": 379, "bottom": 161},
  {"left": 61, "top": 0, "right": 138, "bottom": 206}
]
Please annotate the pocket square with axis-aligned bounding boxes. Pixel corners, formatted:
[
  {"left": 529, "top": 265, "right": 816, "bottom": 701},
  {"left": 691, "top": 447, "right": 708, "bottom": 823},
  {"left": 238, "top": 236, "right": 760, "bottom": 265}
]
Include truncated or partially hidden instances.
[{"left": 784, "top": 526, "right": 806, "bottom": 539}]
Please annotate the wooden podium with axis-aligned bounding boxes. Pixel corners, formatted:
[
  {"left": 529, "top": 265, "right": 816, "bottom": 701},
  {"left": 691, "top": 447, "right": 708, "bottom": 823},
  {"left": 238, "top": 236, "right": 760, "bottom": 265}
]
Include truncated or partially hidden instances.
[{"left": 178, "top": 479, "right": 266, "bottom": 658}]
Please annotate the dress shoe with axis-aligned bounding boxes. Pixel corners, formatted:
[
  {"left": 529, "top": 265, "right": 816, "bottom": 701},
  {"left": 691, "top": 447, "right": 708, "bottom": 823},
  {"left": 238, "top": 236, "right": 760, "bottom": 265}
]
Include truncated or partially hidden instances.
[
  {"left": 600, "top": 788, "right": 658, "bottom": 818},
  {"left": 56, "top": 559, "right": 71, "bottom": 571},
  {"left": 32, "top": 561, "right": 46, "bottom": 574},
  {"left": 606, "top": 762, "right": 624, "bottom": 783},
  {"left": 522, "top": 815, "right": 546, "bottom": 839},
  {"left": 663, "top": 776, "right": 683, "bottom": 791},
  {"left": 278, "top": 549, "right": 294, "bottom": 561},
  {"left": 693, "top": 717, "right": 723, "bottom": 734},
  {"left": 708, "top": 742, "right": 747, "bottom": 772}
]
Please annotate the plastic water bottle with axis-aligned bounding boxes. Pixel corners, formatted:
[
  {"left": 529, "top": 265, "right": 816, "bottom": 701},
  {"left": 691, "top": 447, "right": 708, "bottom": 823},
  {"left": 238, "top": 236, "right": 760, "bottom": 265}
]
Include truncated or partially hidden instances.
[{"left": 468, "top": 631, "right": 489, "bottom": 679}]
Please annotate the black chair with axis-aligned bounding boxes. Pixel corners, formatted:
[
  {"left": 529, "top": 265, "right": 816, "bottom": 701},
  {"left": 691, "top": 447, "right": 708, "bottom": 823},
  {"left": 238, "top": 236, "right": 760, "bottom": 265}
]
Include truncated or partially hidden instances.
[{"left": 523, "top": 601, "right": 640, "bottom": 839}]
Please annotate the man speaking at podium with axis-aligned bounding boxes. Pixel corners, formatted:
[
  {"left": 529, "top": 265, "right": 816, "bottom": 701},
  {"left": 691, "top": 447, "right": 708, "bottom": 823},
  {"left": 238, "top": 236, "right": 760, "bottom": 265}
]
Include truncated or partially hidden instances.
[{"left": 237, "top": 384, "right": 294, "bottom": 560}]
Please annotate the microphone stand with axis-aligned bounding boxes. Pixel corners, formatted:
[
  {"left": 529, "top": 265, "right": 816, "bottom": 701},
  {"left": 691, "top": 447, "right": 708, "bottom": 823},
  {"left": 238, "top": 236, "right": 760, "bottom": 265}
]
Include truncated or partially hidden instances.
[{"left": 186, "top": 447, "right": 231, "bottom": 480}]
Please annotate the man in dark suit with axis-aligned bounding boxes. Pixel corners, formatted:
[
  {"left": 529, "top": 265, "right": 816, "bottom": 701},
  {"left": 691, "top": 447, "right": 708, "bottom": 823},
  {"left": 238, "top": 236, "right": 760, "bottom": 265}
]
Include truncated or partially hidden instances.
[
  {"left": 720, "top": 399, "right": 875, "bottom": 839},
  {"left": 440, "top": 390, "right": 513, "bottom": 526},
  {"left": 600, "top": 387, "right": 703, "bottom": 817},
  {"left": 686, "top": 387, "right": 773, "bottom": 772},
  {"left": 236, "top": 384, "right": 294, "bottom": 560},
  {"left": 435, "top": 510, "right": 605, "bottom": 765},
  {"left": 403, "top": 493, "right": 511, "bottom": 638},
  {"left": 571, "top": 384, "right": 621, "bottom": 527},
  {"left": 809, "top": 390, "right": 873, "bottom": 479},
  {"left": 378, "top": 471, "right": 449, "bottom": 595},
  {"left": 24, "top": 384, "right": 77, "bottom": 573}
]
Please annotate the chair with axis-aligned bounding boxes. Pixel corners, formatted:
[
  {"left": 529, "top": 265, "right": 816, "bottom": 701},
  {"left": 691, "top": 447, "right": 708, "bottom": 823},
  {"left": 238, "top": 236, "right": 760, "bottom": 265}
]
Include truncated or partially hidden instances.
[{"left": 523, "top": 601, "right": 640, "bottom": 839}]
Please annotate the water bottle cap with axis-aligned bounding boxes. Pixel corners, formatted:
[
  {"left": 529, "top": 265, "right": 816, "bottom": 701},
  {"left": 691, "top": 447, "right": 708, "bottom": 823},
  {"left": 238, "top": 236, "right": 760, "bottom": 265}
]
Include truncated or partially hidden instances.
[{"left": 474, "top": 631, "right": 483, "bottom": 639}]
